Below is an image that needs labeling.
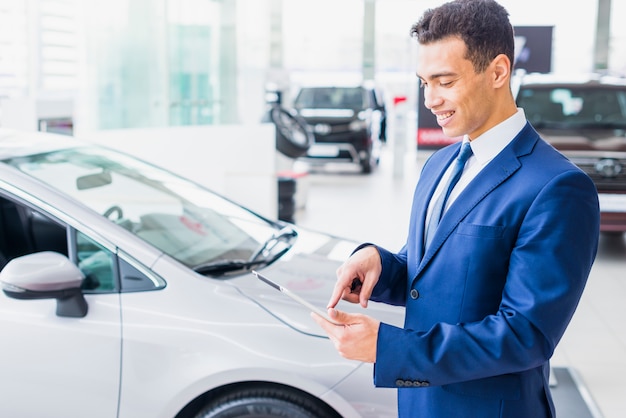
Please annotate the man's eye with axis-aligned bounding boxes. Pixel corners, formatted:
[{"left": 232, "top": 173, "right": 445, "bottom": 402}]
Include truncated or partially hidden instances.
[{"left": 440, "top": 81, "right": 453, "bottom": 87}]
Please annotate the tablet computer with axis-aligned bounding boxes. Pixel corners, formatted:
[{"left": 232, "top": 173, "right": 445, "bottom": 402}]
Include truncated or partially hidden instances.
[{"left": 252, "top": 270, "right": 341, "bottom": 325}]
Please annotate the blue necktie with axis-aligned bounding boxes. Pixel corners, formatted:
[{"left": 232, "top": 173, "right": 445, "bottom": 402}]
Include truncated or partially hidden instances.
[{"left": 425, "top": 141, "right": 473, "bottom": 248}]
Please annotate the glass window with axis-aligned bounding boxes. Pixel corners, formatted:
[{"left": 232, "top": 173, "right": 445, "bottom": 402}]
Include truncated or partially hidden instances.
[
  {"left": 0, "top": 2, "right": 29, "bottom": 98},
  {"left": 76, "top": 233, "right": 166, "bottom": 293},
  {"left": 81, "top": 0, "right": 221, "bottom": 129},
  {"left": 76, "top": 232, "right": 117, "bottom": 292},
  {"left": 5, "top": 146, "right": 277, "bottom": 270},
  {"left": 0, "top": 196, "right": 162, "bottom": 293},
  {"left": 518, "top": 86, "right": 626, "bottom": 126},
  {"left": 294, "top": 87, "right": 365, "bottom": 109},
  {"left": 0, "top": 195, "right": 68, "bottom": 265}
]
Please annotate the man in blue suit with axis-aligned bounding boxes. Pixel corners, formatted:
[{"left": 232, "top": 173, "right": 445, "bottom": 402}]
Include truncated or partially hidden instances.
[{"left": 311, "top": 0, "right": 600, "bottom": 416}]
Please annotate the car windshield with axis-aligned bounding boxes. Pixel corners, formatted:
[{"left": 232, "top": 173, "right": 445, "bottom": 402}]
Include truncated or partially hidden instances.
[
  {"left": 294, "top": 86, "right": 365, "bottom": 109},
  {"left": 517, "top": 85, "right": 626, "bottom": 128},
  {"left": 4, "top": 146, "right": 283, "bottom": 271}
]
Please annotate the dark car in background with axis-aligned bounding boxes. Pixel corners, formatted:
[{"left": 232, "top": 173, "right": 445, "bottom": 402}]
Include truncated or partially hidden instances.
[
  {"left": 291, "top": 82, "right": 386, "bottom": 173},
  {"left": 514, "top": 73, "right": 626, "bottom": 233}
]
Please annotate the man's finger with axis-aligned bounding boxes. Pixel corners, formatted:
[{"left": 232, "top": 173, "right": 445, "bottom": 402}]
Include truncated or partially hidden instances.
[
  {"left": 327, "top": 285, "right": 344, "bottom": 309},
  {"left": 327, "top": 279, "right": 359, "bottom": 308}
]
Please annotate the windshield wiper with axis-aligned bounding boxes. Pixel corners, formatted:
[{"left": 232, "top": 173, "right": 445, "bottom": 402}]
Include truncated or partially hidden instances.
[
  {"left": 193, "top": 247, "right": 292, "bottom": 276},
  {"left": 193, "top": 227, "right": 298, "bottom": 276},
  {"left": 193, "top": 259, "right": 268, "bottom": 275},
  {"left": 248, "top": 226, "right": 298, "bottom": 263}
]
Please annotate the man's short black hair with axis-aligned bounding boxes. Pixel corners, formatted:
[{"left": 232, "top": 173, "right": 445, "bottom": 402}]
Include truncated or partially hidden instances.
[{"left": 410, "top": 0, "right": 515, "bottom": 73}]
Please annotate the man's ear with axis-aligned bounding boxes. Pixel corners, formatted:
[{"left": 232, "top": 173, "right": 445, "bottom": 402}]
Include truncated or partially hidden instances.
[{"left": 491, "top": 54, "right": 512, "bottom": 88}]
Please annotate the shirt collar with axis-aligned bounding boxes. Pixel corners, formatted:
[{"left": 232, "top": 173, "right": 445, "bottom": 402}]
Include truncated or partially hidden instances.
[{"left": 464, "top": 108, "right": 527, "bottom": 166}]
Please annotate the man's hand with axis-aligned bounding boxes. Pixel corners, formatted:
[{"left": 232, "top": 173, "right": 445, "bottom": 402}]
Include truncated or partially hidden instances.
[
  {"left": 310, "top": 308, "right": 379, "bottom": 363},
  {"left": 328, "top": 245, "right": 382, "bottom": 309}
]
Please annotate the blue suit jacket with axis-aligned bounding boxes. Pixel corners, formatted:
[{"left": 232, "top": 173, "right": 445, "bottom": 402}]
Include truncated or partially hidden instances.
[{"left": 370, "top": 123, "right": 600, "bottom": 418}]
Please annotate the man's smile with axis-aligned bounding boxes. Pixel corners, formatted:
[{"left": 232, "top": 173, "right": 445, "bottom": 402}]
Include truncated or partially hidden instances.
[{"left": 435, "top": 111, "right": 455, "bottom": 121}]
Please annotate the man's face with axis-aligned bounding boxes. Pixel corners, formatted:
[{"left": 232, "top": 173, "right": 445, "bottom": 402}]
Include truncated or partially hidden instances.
[{"left": 417, "top": 36, "right": 499, "bottom": 140}]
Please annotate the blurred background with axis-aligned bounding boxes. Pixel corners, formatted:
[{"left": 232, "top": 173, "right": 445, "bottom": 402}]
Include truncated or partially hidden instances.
[{"left": 0, "top": 0, "right": 624, "bottom": 135}]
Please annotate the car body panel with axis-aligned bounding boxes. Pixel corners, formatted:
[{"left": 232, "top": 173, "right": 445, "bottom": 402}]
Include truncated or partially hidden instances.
[
  {"left": 115, "top": 276, "right": 355, "bottom": 417},
  {"left": 0, "top": 292, "right": 122, "bottom": 418}
]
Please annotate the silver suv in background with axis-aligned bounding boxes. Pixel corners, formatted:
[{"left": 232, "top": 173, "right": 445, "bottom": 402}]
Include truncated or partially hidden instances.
[
  {"left": 290, "top": 82, "right": 386, "bottom": 174},
  {"left": 514, "top": 72, "right": 626, "bottom": 233}
]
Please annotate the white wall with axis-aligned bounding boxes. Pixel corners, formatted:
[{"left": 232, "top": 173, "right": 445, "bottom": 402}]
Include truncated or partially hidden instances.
[{"left": 81, "top": 124, "right": 279, "bottom": 219}]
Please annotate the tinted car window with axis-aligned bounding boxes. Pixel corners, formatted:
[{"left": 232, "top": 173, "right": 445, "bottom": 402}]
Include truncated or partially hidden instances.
[
  {"left": 518, "top": 85, "right": 626, "bottom": 127},
  {"left": 0, "top": 195, "right": 119, "bottom": 293},
  {"left": 0, "top": 196, "right": 68, "bottom": 266},
  {"left": 294, "top": 87, "right": 365, "bottom": 109}
]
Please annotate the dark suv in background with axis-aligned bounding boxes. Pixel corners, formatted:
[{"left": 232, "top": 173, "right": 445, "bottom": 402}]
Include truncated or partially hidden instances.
[
  {"left": 514, "top": 73, "right": 626, "bottom": 233},
  {"left": 290, "top": 82, "right": 386, "bottom": 173}
]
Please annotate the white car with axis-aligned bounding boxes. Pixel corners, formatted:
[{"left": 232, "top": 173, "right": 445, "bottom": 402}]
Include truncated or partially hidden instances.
[{"left": 0, "top": 129, "right": 402, "bottom": 418}]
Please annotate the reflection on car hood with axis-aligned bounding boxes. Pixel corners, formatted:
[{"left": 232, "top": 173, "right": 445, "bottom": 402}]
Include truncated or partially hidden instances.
[
  {"left": 298, "top": 108, "right": 355, "bottom": 118},
  {"left": 231, "top": 229, "right": 405, "bottom": 337},
  {"left": 539, "top": 128, "right": 626, "bottom": 152}
]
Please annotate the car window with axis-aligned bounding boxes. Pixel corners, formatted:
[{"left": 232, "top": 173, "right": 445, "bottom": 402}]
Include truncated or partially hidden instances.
[
  {"left": 4, "top": 147, "right": 278, "bottom": 270},
  {"left": 0, "top": 194, "right": 117, "bottom": 293},
  {"left": 295, "top": 87, "right": 365, "bottom": 109},
  {"left": 0, "top": 192, "right": 165, "bottom": 293},
  {"left": 0, "top": 195, "right": 68, "bottom": 267},
  {"left": 77, "top": 232, "right": 165, "bottom": 293},
  {"left": 518, "top": 86, "right": 626, "bottom": 126},
  {"left": 76, "top": 231, "right": 117, "bottom": 292}
]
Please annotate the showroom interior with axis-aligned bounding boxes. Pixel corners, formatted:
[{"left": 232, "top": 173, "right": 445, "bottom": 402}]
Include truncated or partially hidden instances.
[{"left": 1, "top": 0, "right": 625, "bottom": 417}]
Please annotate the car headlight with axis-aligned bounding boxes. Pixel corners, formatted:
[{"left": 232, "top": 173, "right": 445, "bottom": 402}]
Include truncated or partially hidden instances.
[{"left": 349, "top": 119, "right": 368, "bottom": 131}]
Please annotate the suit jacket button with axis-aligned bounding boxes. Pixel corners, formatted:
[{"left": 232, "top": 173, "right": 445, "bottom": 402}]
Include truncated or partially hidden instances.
[
  {"left": 410, "top": 289, "right": 419, "bottom": 299},
  {"left": 395, "top": 379, "right": 405, "bottom": 387}
]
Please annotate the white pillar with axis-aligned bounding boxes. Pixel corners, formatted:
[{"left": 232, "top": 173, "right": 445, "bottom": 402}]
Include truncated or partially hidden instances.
[{"left": 392, "top": 96, "right": 408, "bottom": 179}]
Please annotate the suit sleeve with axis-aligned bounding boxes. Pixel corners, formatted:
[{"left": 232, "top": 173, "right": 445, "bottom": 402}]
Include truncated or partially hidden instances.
[
  {"left": 372, "top": 168, "right": 600, "bottom": 387},
  {"left": 367, "top": 244, "right": 409, "bottom": 306}
]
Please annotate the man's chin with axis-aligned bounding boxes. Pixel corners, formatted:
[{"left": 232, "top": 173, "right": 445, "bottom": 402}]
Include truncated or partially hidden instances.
[{"left": 441, "top": 128, "right": 462, "bottom": 140}]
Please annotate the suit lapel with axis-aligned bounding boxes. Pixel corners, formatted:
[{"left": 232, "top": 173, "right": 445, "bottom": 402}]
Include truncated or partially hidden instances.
[
  {"left": 415, "top": 124, "right": 539, "bottom": 279},
  {"left": 413, "top": 145, "right": 460, "bottom": 263}
]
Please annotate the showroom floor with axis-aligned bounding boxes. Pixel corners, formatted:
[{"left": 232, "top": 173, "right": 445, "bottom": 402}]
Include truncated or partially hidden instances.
[{"left": 293, "top": 143, "right": 625, "bottom": 418}]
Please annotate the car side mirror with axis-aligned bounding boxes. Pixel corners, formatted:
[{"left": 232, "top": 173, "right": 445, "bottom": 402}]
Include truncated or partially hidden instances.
[{"left": 0, "top": 252, "right": 88, "bottom": 318}]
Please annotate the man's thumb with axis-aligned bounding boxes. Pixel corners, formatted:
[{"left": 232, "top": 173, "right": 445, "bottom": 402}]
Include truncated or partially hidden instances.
[{"left": 328, "top": 308, "right": 351, "bottom": 324}]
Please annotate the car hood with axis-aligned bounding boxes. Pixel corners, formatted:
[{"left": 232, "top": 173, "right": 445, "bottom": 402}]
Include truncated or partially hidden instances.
[
  {"left": 295, "top": 108, "right": 359, "bottom": 122},
  {"left": 538, "top": 128, "right": 626, "bottom": 153},
  {"left": 229, "top": 228, "right": 405, "bottom": 337}
]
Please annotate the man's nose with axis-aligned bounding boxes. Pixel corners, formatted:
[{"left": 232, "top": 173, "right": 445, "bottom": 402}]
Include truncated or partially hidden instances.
[{"left": 423, "top": 87, "right": 443, "bottom": 110}]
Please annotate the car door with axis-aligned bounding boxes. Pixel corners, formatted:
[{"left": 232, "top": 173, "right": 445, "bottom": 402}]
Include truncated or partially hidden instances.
[{"left": 0, "top": 196, "right": 122, "bottom": 418}]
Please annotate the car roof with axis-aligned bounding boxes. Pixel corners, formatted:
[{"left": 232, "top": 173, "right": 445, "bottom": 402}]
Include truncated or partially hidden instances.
[
  {"left": 516, "top": 72, "right": 626, "bottom": 88},
  {"left": 0, "top": 129, "right": 83, "bottom": 160},
  {"left": 297, "top": 83, "right": 373, "bottom": 90}
]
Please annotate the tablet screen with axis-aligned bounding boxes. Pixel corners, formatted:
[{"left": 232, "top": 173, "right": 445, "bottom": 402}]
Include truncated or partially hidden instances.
[{"left": 252, "top": 270, "right": 341, "bottom": 325}]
